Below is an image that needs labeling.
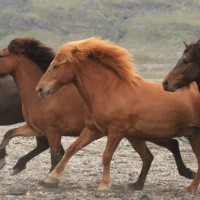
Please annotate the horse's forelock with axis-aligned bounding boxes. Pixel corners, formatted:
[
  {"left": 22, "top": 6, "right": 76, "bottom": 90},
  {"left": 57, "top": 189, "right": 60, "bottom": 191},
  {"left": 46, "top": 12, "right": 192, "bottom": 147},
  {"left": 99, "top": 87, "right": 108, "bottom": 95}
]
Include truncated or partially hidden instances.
[{"left": 8, "top": 38, "right": 27, "bottom": 54}]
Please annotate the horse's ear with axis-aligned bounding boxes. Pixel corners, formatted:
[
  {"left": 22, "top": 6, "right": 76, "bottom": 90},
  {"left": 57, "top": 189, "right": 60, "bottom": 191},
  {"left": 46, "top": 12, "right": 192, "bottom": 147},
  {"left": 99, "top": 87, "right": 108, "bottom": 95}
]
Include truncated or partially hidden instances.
[
  {"left": 183, "top": 41, "right": 189, "bottom": 48},
  {"left": 196, "top": 79, "right": 200, "bottom": 93},
  {"left": 71, "top": 47, "right": 78, "bottom": 55}
]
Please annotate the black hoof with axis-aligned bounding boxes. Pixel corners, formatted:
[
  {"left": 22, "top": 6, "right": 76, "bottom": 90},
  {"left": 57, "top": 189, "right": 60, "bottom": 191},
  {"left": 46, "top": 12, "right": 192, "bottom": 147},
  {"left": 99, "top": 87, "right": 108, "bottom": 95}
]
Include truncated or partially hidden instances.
[
  {"left": 0, "top": 158, "right": 5, "bottom": 169},
  {"left": 184, "top": 168, "right": 196, "bottom": 179},
  {"left": 11, "top": 168, "right": 24, "bottom": 176},
  {"left": 128, "top": 182, "right": 144, "bottom": 190}
]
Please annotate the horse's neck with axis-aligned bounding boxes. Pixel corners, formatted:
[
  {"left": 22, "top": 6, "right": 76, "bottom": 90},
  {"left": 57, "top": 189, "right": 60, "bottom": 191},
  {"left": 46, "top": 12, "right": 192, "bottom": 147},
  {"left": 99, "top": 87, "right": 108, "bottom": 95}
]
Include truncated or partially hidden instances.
[
  {"left": 74, "top": 60, "right": 139, "bottom": 109},
  {"left": 13, "top": 57, "right": 43, "bottom": 103}
]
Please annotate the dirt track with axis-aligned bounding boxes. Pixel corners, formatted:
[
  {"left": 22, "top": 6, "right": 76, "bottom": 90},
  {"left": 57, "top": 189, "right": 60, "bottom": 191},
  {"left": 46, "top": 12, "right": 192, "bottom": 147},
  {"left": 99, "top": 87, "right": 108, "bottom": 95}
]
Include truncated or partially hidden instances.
[{"left": 0, "top": 123, "right": 199, "bottom": 200}]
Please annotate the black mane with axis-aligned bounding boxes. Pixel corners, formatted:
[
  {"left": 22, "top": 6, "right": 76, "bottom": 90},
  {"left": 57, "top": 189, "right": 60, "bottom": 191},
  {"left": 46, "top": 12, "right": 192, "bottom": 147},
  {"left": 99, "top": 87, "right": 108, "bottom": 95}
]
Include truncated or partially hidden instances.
[
  {"left": 8, "top": 37, "right": 55, "bottom": 72},
  {"left": 188, "top": 40, "right": 200, "bottom": 62}
]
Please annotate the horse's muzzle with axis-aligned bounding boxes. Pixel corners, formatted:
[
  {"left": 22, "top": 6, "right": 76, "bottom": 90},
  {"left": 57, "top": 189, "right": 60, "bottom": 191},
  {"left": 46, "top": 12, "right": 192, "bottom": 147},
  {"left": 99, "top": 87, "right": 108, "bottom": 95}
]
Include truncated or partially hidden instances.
[
  {"left": 36, "top": 86, "right": 52, "bottom": 98},
  {"left": 162, "top": 80, "right": 176, "bottom": 92}
]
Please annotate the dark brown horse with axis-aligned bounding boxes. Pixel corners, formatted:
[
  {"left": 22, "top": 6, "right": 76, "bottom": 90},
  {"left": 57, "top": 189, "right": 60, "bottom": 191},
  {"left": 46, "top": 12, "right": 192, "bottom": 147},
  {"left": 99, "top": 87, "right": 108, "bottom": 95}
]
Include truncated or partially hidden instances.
[
  {"left": 163, "top": 40, "right": 200, "bottom": 92},
  {"left": 37, "top": 38, "right": 200, "bottom": 194},
  {"left": 0, "top": 75, "right": 51, "bottom": 175},
  {"left": 0, "top": 75, "right": 23, "bottom": 125}
]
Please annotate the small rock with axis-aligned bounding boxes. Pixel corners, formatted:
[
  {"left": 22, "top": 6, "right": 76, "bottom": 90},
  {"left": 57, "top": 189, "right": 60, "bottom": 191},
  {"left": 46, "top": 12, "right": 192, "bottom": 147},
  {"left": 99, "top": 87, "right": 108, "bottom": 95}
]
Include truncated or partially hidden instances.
[
  {"left": 7, "top": 183, "right": 28, "bottom": 195},
  {"left": 139, "top": 194, "right": 151, "bottom": 200}
]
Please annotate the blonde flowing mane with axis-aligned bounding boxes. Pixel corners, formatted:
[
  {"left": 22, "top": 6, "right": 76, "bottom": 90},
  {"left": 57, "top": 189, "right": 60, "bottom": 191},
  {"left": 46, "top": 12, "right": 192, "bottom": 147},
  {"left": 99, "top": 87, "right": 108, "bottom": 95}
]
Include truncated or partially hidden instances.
[{"left": 58, "top": 37, "right": 139, "bottom": 85}]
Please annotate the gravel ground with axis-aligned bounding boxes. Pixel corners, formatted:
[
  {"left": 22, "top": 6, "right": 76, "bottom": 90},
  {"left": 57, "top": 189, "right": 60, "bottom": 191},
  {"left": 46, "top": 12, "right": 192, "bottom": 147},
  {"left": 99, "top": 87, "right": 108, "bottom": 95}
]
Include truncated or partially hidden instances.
[{"left": 0, "top": 123, "right": 199, "bottom": 200}]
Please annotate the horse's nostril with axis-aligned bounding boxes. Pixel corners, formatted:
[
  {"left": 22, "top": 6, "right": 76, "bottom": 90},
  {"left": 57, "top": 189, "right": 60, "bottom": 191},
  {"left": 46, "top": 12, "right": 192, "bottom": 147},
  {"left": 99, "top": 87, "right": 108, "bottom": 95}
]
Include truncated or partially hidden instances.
[
  {"left": 37, "top": 87, "right": 43, "bottom": 93},
  {"left": 162, "top": 80, "right": 168, "bottom": 88}
]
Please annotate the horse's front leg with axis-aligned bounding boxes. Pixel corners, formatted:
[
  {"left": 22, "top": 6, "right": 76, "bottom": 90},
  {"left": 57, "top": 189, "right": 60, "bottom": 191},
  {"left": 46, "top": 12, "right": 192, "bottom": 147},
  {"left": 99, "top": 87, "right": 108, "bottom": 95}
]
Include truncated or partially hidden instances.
[
  {"left": 0, "top": 124, "right": 41, "bottom": 170},
  {"left": 98, "top": 131, "right": 123, "bottom": 191},
  {"left": 12, "top": 136, "right": 50, "bottom": 175},
  {"left": 43, "top": 127, "right": 101, "bottom": 188}
]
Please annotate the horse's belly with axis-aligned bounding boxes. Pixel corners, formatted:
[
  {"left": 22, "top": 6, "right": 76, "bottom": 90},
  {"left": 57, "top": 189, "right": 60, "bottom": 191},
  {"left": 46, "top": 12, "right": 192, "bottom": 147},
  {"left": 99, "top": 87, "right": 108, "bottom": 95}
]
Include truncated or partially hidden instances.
[{"left": 126, "top": 120, "right": 194, "bottom": 140}]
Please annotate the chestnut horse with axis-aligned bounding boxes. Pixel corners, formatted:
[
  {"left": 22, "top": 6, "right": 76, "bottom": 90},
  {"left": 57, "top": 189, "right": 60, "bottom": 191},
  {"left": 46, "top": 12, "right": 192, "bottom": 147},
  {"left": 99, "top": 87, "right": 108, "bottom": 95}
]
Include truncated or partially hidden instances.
[
  {"left": 0, "top": 76, "right": 51, "bottom": 175},
  {"left": 0, "top": 37, "right": 194, "bottom": 189},
  {"left": 163, "top": 40, "right": 200, "bottom": 92},
  {"left": 37, "top": 38, "right": 200, "bottom": 194},
  {"left": 0, "top": 37, "right": 85, "bottom": 178}
]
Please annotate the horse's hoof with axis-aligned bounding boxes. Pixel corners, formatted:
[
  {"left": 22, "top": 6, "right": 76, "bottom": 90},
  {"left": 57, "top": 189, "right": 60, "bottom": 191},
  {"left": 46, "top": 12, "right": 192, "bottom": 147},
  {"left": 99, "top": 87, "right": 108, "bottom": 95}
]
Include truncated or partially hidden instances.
[
  {"left": 128, "top": 182, "right": 144, "bottom": 190},
  {"left": 186, "top": 169, "right": 196, "bottom": 179},
  {"left": 187, "top": 171, "right": 196, "bottom": 180},
  {"left": 39, "top": 176, "right": 59, "bottom": 188},
  {"left": 181, "top": 168, "right": 196, "bottom": 179},
  {"left": 0, "top": 158, "right": 5, "bottom": 169},
  {"left": 98, "top": 182, "right": 110, "bottom": 191},
  {"left": 184, "top": 184, "right": 197, "bottom": 194},
  {"left": 11, "top": 168, "right": 24, "bottom": 176}
]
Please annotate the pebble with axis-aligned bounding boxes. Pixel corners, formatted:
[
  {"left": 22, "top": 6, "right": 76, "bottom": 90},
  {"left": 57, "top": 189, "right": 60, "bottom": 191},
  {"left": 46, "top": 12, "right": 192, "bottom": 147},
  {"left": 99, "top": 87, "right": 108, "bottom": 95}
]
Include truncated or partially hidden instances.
[
  {"left": 7, "top": 183, "right": 28, "bottom": 195},
  {"left": 139, "top": 194, "right": 151, "bottom": 200}
]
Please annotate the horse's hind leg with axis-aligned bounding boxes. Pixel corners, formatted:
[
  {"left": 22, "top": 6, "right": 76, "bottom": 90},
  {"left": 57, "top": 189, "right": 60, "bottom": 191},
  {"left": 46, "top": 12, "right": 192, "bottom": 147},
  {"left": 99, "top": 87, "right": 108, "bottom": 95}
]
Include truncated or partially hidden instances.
[
  {"left": 127, "top": 138, "right": 153, "bottom": 190},
  {"left": 153, "top": 139, "right": 195, "bottom": 179},
  {"left": 185, "top": 133, "right": 200, "bottom": 194},
  {"left": 0, "top": 124, "right": 40, "bottom": 170}
]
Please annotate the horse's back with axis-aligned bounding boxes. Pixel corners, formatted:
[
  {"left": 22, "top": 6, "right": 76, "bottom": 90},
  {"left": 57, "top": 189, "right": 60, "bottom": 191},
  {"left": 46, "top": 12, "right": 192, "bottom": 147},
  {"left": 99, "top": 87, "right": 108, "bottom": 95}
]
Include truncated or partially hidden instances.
[{"left": 103, "top": 79, "right": 200, "bottom": 139}]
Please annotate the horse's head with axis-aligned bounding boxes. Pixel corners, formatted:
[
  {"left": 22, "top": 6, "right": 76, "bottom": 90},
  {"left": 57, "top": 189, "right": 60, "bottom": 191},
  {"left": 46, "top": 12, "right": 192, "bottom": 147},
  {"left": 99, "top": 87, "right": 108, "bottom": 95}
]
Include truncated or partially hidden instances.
[
  {"left": 0, "top": 37, "right": 55, "bottom": 77},
  {"left": 36, "top": 37, "right": 137, "bottom": 98},
  {"left": 163, "top": 40, "right": 200, "bottom": 92},
  {"left": 0, "top": 38, "right": 34, "bottom": 76},
  {"left": 0, "top": 39, "right": 23, "bottom": 76},
  {"left": 36, "top": 53, "right": 75, "bottom": 98}
]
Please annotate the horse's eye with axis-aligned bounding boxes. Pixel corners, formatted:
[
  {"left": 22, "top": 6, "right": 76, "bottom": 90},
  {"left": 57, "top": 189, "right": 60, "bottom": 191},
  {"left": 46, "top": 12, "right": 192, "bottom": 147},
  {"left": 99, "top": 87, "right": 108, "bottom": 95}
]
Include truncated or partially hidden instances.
[
  {"left": 182, "top": 59, "right": 188, "bottom": 64},
  {"left": 182, "top": 56, "right": 190, "bottom": 64},
  {"left": 53, "top": 65, "right": 60, "bottom": 70},
  {"left": 0, "top": 54, "right": 4, "bottom": 58}
]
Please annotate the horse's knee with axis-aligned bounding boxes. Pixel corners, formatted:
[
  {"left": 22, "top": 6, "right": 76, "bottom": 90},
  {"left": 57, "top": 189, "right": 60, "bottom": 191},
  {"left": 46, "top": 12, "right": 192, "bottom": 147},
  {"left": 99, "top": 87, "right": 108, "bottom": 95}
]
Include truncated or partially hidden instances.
[{"left": 37, "top": 137, "right": 49, "bottom": 149}]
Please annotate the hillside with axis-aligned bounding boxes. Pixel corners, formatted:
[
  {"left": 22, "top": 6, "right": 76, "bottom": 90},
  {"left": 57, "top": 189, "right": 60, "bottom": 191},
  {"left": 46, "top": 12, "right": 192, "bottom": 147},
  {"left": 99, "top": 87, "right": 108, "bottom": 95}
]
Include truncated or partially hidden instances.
[{"left": 0, "top": 0, "right": 200, "bottom": 78}]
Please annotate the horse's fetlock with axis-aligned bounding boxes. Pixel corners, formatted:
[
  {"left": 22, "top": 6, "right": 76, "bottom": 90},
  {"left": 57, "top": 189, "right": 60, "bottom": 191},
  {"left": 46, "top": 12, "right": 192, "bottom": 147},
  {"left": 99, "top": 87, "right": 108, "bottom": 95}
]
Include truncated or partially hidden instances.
[
  {"left": 4, "top": 129, "right": 15, "bottom": 139},
  {"left": 0, "top": 149, "right": 6, "bottom": 158}
]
